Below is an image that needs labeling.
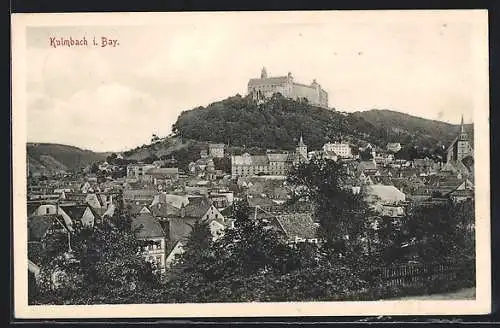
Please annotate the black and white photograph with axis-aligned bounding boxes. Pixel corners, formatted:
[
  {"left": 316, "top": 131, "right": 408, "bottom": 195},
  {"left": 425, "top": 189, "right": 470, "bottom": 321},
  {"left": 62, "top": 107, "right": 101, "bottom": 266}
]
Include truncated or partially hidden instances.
[{"left": 11, "top": 10, "right": 490, "bottom": 318}]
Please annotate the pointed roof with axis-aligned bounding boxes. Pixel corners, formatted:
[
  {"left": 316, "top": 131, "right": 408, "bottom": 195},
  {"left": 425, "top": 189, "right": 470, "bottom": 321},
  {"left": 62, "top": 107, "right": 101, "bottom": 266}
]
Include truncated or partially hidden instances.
[
  {"left": 460, "top": 114, "right": 465, "bottom": 133},
  {"left": 132, "top": 212, "right": 165, "bottom": 238},
  {"left": 298, "top": 134, "right": 306, "bottom": 147}
]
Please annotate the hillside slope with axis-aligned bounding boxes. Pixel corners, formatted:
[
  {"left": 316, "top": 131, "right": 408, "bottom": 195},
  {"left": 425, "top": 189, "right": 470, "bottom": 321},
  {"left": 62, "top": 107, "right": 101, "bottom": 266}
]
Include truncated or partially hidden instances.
[
  {"left": 27, "top": 143, "right": 108, "bottom": 174},
  {"left": 353, "top": 109, "right": 474, "bottom": 147},
  {"left": 172, "top": 94, "right": 472, "bottom": 152}
]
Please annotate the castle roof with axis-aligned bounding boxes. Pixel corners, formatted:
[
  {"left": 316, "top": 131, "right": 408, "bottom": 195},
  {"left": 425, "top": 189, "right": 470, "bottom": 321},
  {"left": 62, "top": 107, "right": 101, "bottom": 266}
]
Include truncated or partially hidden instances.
[{"left": 248, "top": 76, "right": 289, "bottom": 86}]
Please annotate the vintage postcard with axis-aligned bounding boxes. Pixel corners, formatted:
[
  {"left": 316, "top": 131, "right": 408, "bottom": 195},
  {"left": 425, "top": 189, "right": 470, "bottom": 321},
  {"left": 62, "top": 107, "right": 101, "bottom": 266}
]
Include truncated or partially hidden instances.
[{"left": 11, "top": 10, "right": 490, "bottom": 319}]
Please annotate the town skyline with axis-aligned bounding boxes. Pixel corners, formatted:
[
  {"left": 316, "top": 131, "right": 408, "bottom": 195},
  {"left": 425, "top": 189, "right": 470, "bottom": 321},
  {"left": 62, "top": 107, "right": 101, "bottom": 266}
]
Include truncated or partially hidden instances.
[{"left": 25, "top": 11, "right": 484, "bottom": 152}]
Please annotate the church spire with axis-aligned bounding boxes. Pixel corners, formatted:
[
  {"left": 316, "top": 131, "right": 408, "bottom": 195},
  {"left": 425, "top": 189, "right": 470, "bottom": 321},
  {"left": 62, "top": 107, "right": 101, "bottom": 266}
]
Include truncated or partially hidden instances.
[
  {"left": 459, "top": 114, "right": 468, "bottom": 141},
  {"left": 298, "top": 133, "right": 305, "bottom": 146}
]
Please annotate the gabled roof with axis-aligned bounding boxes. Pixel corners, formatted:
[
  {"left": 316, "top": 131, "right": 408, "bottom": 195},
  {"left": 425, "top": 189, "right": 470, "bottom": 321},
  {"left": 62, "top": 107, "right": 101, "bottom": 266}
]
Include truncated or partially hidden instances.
[
  {"left": 357, "top": 161, "right": 377, "bottom": 172},
  {"left": 132, "top": 212, "right": 165, "bottom": 239},
  {"left": 448, "top": 189, "right": 474, "bottom": 197},
  {"left": 60, "top": 204, "right": 88, "bottom": 221},
  {"left": 183, "top": 197, "right": 212, "bottom": 218},
  {"left": 364, "top": 185, "right": 406, "bottom": 204},
  {"left": 64, "top": 192, "right": 88, "bottom": 202},
  {"left": 123, "top": 189, "right": 159, "bottom": 200},
  {"left": 28, "top": 215, "right": 69, "bottom": 242},
  {"left": 247, "top": 195, "right": 278, "bottom": 208},
  {"left": 150, "top": 202, "right": 181, "bottom": 218},
  {"left": 152, "top": 193, "right": 190, "bottom": 208},
  {"left": 274, "top": 213, "right": 318, "bottom": 240},
  {"left": 371, "top": 176, "right": 393, "bottom": 185}
]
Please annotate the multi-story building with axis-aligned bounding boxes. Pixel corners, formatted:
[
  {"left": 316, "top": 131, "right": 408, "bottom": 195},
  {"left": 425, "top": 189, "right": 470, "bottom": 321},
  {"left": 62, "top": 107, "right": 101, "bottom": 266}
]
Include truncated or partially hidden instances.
[
  {"left": 208, "top": 143, "right": 225, "bottom": 158},
  {"left": 231, "top": 137, "right": 308, "bottom": 178},
  {"left": 133, "top": 211, "right": 167, "bottom": 274},
  {"left": 323, "top": 142, "right": 352, "bottom": 158},
  {"left": 127, "top": 163, "right": 157, "bottom": 180},
  {"left": 247, "top": 67, "right": 329, "bottom": 109}
]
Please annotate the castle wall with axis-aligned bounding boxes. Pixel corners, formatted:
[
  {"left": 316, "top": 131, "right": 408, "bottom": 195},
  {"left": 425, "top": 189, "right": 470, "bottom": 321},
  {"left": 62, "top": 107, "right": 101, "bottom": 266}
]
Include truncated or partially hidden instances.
[
  {"left": 248, "top": 82, "right": 292, "bottom": 99},
  {"left": 247, "top": 71, "right": 329, "bottom": 108},
  {"left": 292, "top": 83, "right": 319, "bottom": 104}
]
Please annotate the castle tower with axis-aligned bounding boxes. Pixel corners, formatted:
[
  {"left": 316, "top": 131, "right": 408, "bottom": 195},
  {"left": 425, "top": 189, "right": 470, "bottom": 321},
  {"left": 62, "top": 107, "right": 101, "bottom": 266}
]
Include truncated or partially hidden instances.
[
  {"left": 261, "top": 67, "right": 268, "bottom": 79},
  {"left": 296, "top": 134, "right": 308, "bottom": 159}
]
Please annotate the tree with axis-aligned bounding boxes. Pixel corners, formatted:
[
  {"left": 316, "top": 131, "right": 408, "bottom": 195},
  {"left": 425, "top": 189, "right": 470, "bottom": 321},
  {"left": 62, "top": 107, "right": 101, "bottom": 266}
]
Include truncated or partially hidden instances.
[
  {"left": 30, "top": 192, "right": 162, "bottom": 305},
  {"left": 359, "top": 149, "right": 374, "bottom": 160},
  {"left": 160, "top": 200, "right": 304, "bottom": 303},
  {"left": 403, "top": 199, "right": 475, "bottom": 263},
  {"left": 106, "top": 153, "right": 117, "bottom": 164},
  {"left": 89, "top": 162, "right": 99, "bottom": 174},
  {"left": 286, "top": 157, "right": 376, "bottom": 266}
]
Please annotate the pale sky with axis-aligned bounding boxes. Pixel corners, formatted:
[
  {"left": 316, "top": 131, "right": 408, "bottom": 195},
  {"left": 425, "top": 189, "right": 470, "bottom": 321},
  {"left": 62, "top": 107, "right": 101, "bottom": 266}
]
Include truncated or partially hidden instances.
[{"left": 23, "top": 11, "right": 488, "bottom": 152}]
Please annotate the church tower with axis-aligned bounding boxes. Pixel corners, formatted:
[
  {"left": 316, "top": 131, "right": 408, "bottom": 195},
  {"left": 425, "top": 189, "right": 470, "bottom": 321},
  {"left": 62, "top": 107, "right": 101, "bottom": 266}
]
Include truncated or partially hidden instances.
[
  {"left": 296, "top": 134, "right": 308, "bottom": 160},
  {"left": 456, "top": 114, "right": 472, "bottom": 161}
]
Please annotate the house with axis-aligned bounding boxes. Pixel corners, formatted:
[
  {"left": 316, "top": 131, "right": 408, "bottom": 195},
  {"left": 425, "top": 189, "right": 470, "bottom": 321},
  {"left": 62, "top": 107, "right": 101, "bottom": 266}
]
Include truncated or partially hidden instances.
[
  {"left": 28, "top": 214, "right": 74, "bottom": 267},
  {"left": 364, "top": 184, "right": 406, "bottom": 205},
  {"left": 271, "top": 212, "right": 319, "bottom": 244},
  {"left": 63, "top": 192, "right": 110, "bottom": 215},
  {"left": 29, "top": 203, "right": 74, "bottom": 231},
  {"left": 165, "top": 240, "right": 185, "bottom": 268},
  {"left": 323, "top": 142, "right": 352, "bottom": 158},
  {"left": 208, "top": 143, "right": 225, "bottom": 158},
  {"left": 28, "top": 214, "right": 72, "bottom": 243},
  {"left": 166, "top": 197, "right": 226, "bottom": 253},
  {"left": 123, "top": 188, "right": 159, "bottom": 205},
  {"left": 164, "top": 199, "right": 228, "bottom": 269},
  {"left": 144, "top": 167, "right": 179, "bottom": 185},
  {"left": 247, "top": 195, "right": 281, "bottom": 212},
  {"left": 357, "top": 160, "right": 378, "bottom": 174},
  {"left": 132, "top": 211, "right": 167, "bottom": 273},
  {"left": 126, "top": 163, "right": 157, "bottom": 180},
  {"left": 60, "top": 204, "right": 100, "bottom": 227},
  {"left": 151, "top": 193, "right": 190, "bottom": 209},
  {"left": 446, "top": 179, "right": 474, "bottom": 202}
]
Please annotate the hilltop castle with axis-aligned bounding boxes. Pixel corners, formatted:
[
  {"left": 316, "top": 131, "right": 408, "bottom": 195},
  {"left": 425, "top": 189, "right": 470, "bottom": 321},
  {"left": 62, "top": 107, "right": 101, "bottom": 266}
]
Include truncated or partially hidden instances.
[{"left": 247, "top": 67, "right": 329, "bottom": 109}]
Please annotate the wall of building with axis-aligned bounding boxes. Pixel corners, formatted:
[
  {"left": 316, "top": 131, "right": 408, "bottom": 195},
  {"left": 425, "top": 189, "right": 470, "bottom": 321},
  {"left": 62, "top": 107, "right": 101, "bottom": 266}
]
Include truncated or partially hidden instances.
[{"left": 141, "top": 236, "right": 166, "bottom": 272}]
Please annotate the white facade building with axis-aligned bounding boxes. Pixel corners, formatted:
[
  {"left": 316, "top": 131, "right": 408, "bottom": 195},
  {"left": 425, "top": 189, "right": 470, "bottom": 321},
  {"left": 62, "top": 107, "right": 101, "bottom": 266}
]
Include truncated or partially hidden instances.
[{"left": 323, "top": 142, "right": 352, "bottom": 158}]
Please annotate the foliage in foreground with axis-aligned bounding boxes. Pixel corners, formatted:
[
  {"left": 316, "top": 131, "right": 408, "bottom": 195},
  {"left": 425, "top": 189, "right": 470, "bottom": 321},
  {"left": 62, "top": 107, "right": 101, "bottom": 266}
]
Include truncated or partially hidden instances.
[{"left": 29, "top": 160, "right": 475, "bottom": 304}]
